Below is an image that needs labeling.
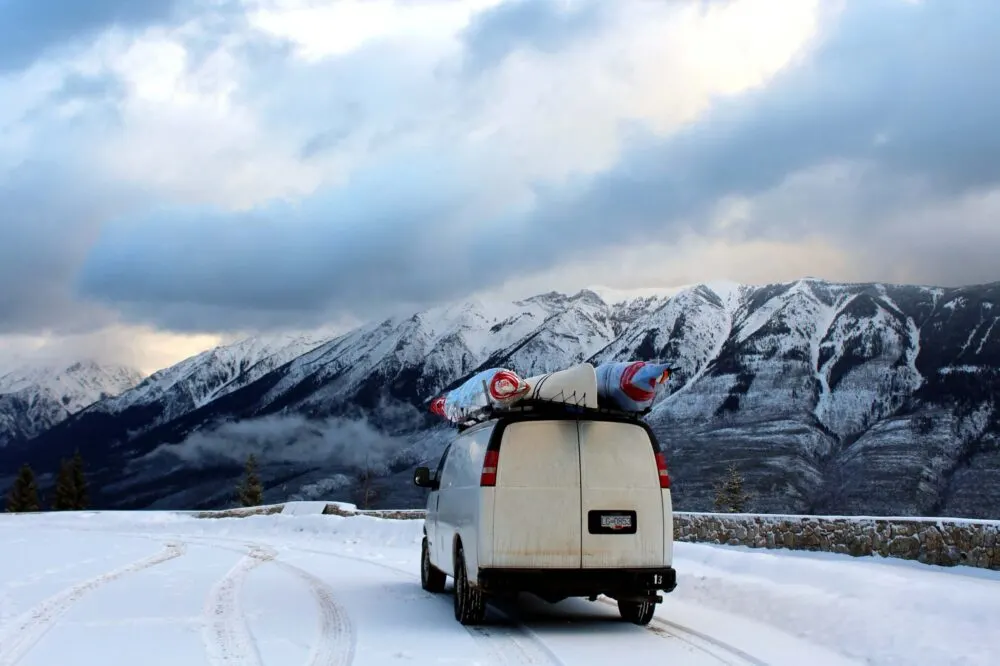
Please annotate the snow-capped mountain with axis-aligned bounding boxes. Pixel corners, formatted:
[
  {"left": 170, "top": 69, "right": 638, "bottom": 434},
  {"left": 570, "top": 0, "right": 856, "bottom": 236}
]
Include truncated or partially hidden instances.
[
  {"left": 0, "top": 361, "right": 143, "bottom": 446},
  {"left": 88, "top": 333, "right": 330, "bottom": 420},
  {"left": 38, "top": 333, "right": 335, "bottom": 458},
  {"left": 607, "top": 279, "right": 1000, "bottom": 518},
  {"left": 4, "top": 279, "right": 999, "bottom": 518}
]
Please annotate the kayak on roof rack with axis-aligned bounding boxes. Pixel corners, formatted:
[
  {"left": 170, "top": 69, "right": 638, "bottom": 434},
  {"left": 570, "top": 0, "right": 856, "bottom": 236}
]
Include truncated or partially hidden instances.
[{"left": 427, "top": 360, "right": 673, "bottom": 427}]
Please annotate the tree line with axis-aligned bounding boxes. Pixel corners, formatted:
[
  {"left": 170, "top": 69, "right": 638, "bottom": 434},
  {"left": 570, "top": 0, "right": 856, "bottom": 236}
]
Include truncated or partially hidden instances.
[
  {"left": 5, "top": 451, "right": 89, "bottom": 512},
  {"left": 4, "top": 452, "right": 267, "bottom": 512}
]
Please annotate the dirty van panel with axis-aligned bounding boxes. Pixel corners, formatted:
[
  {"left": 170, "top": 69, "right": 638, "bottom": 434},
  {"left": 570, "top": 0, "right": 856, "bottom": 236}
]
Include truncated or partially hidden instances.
[
  {"left": 437, "top": 422, "right": 494, "bottom": 574},
  {"left": 578, "top": 421, "right": 664, "bottom": 568},
  {"left": 661, "top": 489, "right": 674, "bottom": 567},
  {"left": 492, "top": 420, "right": 582, "bottom": 568}
]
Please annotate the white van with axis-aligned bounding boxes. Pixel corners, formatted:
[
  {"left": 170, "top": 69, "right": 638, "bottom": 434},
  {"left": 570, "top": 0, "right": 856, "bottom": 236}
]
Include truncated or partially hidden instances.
[{"left": 413, "top": 408, "right": 676, "bottom": 626}]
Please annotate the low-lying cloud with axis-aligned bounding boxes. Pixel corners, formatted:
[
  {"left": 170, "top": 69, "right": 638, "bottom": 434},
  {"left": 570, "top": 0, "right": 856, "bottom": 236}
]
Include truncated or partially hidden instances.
[{"left": 146, "top": 413, "right": 418, "bottom": 472}]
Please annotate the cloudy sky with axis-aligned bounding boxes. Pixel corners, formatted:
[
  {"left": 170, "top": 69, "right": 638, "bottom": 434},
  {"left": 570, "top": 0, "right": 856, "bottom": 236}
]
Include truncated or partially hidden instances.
[{"left": 1, "top": 0, "right": 998, "bottom": 374}]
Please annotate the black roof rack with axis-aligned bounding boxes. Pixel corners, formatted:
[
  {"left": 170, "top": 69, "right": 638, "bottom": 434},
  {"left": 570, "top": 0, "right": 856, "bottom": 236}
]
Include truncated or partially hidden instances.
[
  {"left": 432, "top": 376, "right": 656, "bottom": 431},
  {"left": 451, "top": 391, "right": 652, "bottom": 432}
]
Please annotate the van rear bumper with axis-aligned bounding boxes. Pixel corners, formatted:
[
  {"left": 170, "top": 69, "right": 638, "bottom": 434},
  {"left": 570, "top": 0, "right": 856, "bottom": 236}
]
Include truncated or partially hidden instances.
[{"left": 476, "top": 566, "right": 677, "bottom": 599}]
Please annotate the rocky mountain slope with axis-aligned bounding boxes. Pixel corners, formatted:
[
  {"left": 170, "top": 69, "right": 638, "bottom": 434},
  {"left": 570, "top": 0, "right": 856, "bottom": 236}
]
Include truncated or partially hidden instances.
[
  {"left": 602, "top": 280, "right": 1000, "bottom": 518},
  {"left": 85, "top": 333, "right": 330, "bottom": 425},
  {"left": 3, "top": 279, "right": 998, "bottom": 518},
  {"left": 0, "top": 361, "right": 143, "bottom": 446}
]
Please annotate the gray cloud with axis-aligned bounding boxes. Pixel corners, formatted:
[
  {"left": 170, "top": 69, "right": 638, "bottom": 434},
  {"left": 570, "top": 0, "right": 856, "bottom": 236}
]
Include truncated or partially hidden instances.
[
  {"left": 486, "top": 0, "right": 1000, "bottom": 274},
  {"left": 0, "top": 0, "right": 180, "bottom": 72},
  {"left": 50, "top": 71, "right": 126, "bottom": 104},
  {"left": 3, "top": 0, "right": 996, "bottom": 342},
  {"left": 460, "top": 0, "right": 608, "bottom": 72},
  {"left": 0, "top": 162, "right": 136, "bottom": 334},
  {"left": 75, "top": 147, "right": 487, "bottom": 331},
  {"left": 74, "top": 0, "right": 1000, "bottom": 332}
]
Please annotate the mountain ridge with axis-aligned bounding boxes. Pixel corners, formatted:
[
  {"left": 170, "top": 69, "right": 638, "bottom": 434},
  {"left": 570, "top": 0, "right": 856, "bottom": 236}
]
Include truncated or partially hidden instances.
[
  {"left": 0, "top": 360, "right": 144, "bottom": 446},
  {"left": 3, "top": 278, "right": 999, "bottom": 518}
]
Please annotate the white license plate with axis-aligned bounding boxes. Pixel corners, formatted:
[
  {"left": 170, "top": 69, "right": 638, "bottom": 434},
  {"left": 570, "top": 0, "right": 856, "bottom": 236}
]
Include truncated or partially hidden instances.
[{"left": 600, "top": 514, "right": 633, "bottom": 530}]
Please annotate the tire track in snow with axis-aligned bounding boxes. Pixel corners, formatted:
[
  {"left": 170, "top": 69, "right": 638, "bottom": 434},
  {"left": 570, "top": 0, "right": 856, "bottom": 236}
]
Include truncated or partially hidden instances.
[
  {"left": 180, "top": 535, "right": 557, "bottom": 666},
  {"left": 274, "top": 543, "right": 563, "bottom": 666},
  {"left": 595, "top": 597, "right": 767, "bottom": 666},
  {"left": 467, "top": 619, "right": 566, "bottom": 666},
  {"left": 202, "top": 544, "right": 273, "bottom": 666},
  {"left": 0, "top": 541, "right": 186, "bottom": 666},
  {"left": 48, "top": 527, "right": 758, "bottom": 666},
  {"left": 191, "top": 538, "right": 356, "bottom": 666},
  {"left": 274, "top": 560, "right": 355, "bottom": 666},
  {"left": 647, "top": 618, "right": 768, "bottom": 666}
]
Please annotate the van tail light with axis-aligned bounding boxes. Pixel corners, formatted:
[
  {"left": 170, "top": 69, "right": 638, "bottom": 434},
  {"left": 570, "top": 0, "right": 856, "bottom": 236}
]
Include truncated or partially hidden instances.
[
  {"left": 655, "top": 452, "right": 671, "bottom": 489},
  {"left": 481, "top": 450, "right": 499, "bottom": 487}
]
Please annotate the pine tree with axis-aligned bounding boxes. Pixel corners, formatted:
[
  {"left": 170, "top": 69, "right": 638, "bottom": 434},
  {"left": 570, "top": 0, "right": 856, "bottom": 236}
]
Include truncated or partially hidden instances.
[
  {"left": 53, "top": 458, "right": 76, "bottom": 510},
  {"left": 713, "top": 463, "right": 753, "bottom": 513},
  {"left": 236, "top": 453, "right": 263, "bottom": 507},
  {"left": 52, "top": 451, "right": 89, "bottom": 510},
  {"left": 5, "top": 464, "right": 41, "bottom": 513},
  {"left": 70, "top": 450, "right": 89, "bottom": 509}
]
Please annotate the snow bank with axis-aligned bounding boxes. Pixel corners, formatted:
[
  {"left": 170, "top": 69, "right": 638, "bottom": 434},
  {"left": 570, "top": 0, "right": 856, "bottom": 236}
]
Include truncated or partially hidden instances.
[
  {"left": 2, "top": 510, "right": 996, "bottom": 665},
  {"left": 8, "top": 509, "right": 425, "bottom": 550},
  {"left": 673, "top": 541, "right": 1000, "bottom": 666},
  {"left": 280, "top": 501, "right": 328, "bottom": 515}
]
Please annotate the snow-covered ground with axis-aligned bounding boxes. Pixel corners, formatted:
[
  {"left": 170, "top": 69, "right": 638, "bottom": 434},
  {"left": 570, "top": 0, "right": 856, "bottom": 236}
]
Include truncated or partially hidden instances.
[{"left": 0, "top": 507, "right": 997, "bottom": 666}]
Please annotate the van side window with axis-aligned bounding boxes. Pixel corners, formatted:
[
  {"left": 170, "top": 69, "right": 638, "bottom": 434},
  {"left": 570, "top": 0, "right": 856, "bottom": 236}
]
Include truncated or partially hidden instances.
[
  {"left": 434, "top": 443, "right": 452, "bottom": 483},
  {"left": 441, "top": 436, "right": 465, "bottom": 489},
  {"left": 463, "top": 422, "right": 493, "bottom": 485},
  {"left": 437, "top": 421, "right": 496, "bottom": 489}
]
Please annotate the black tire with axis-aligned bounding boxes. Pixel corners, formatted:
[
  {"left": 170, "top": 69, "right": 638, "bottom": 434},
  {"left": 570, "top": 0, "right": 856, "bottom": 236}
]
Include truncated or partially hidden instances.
[
  {"left": 618, "top": 599, "right": 656, "bottom": 626},
  {"left": 421, "top": 537, "right": 446, "bottom": 593},
  {"left": 453, "top": 544, "right": 487, "bottom": 625}
]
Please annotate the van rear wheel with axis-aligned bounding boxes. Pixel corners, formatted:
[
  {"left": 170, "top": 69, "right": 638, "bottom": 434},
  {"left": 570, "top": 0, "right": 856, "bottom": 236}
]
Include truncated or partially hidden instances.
[
  {"left": 421, "top": 537, "right": 446, "bottom": 593},
  {"left": 453, "top": 544, "right": 486, "bottom": 625},
  {"left": 618, "top": 599, "right": 656, "bottom": 625}
]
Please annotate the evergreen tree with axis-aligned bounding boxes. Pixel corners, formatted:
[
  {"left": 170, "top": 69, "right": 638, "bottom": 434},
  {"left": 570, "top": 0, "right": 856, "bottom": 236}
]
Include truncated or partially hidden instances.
[
  {"left": 5, "top": 464, "right": 40, "bottom": 513},
  {"left": 236, "top": 453, "right": 263, "bottom": 507},
  {"left": 713, "top": 463, "right": 753, "bottom": 513},
  {"left": 52, "top": 451, "right": 89, "bottom": 510},
  {"left": 53, "top": 458, "right": 76, "bottom": 510},
  {"left": 71, "top": 450, "right": 89, "bottom": 509}
]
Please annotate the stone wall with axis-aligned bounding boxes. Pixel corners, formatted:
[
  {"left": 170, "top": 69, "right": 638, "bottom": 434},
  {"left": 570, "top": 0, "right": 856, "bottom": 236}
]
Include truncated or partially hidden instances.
[
  {"left": 322, "top": 503, "right": 425, "bottom": 520},
  {"left": 192, "top": 504, "right": 285, "bottom": 518},
  {"left": 674, "top": 512, "right": 1000, "bottom": 570},
  {"left": 195, "top": 502, "right": 1000, "bottom": 571}
]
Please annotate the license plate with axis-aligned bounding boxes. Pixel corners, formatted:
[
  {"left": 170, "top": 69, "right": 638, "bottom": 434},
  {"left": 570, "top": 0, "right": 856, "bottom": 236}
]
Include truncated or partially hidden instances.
[
  {"left": 589, "top": 510, "right": 637, "bottom": 534},
  {"left": 600, "top": 514, "right": 633, "bottom": 530}
]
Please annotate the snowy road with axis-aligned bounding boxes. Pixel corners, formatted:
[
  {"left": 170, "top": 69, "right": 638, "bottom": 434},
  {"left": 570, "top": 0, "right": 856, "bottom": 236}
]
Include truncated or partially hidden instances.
[{"left": 0, "top": 511, "right": 997, "bottom": 666}]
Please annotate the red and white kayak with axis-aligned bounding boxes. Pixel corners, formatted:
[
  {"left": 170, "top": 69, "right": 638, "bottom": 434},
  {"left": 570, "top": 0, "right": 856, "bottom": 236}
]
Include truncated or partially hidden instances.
[
  {"left": 429, "top": 361, "right": 671, "bottom": 424},
  {"left": 522, "top": 362, "right": 599, "bottom": 409}
]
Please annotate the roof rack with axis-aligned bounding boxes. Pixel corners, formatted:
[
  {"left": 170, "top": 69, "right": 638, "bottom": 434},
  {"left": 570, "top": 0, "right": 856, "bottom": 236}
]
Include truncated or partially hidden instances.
[{"left": 449, "top": 380, "right": 652, "bottom": 431}]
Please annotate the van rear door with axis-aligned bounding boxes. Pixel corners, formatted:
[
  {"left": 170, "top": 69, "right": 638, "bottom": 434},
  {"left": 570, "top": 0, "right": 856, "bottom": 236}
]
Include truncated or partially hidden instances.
[
  {"left": 491, "top": 420, "right": 582, "bottom": 568},
  {"left": 578, "top": 420, "right": 664, "bottom": 568}
]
